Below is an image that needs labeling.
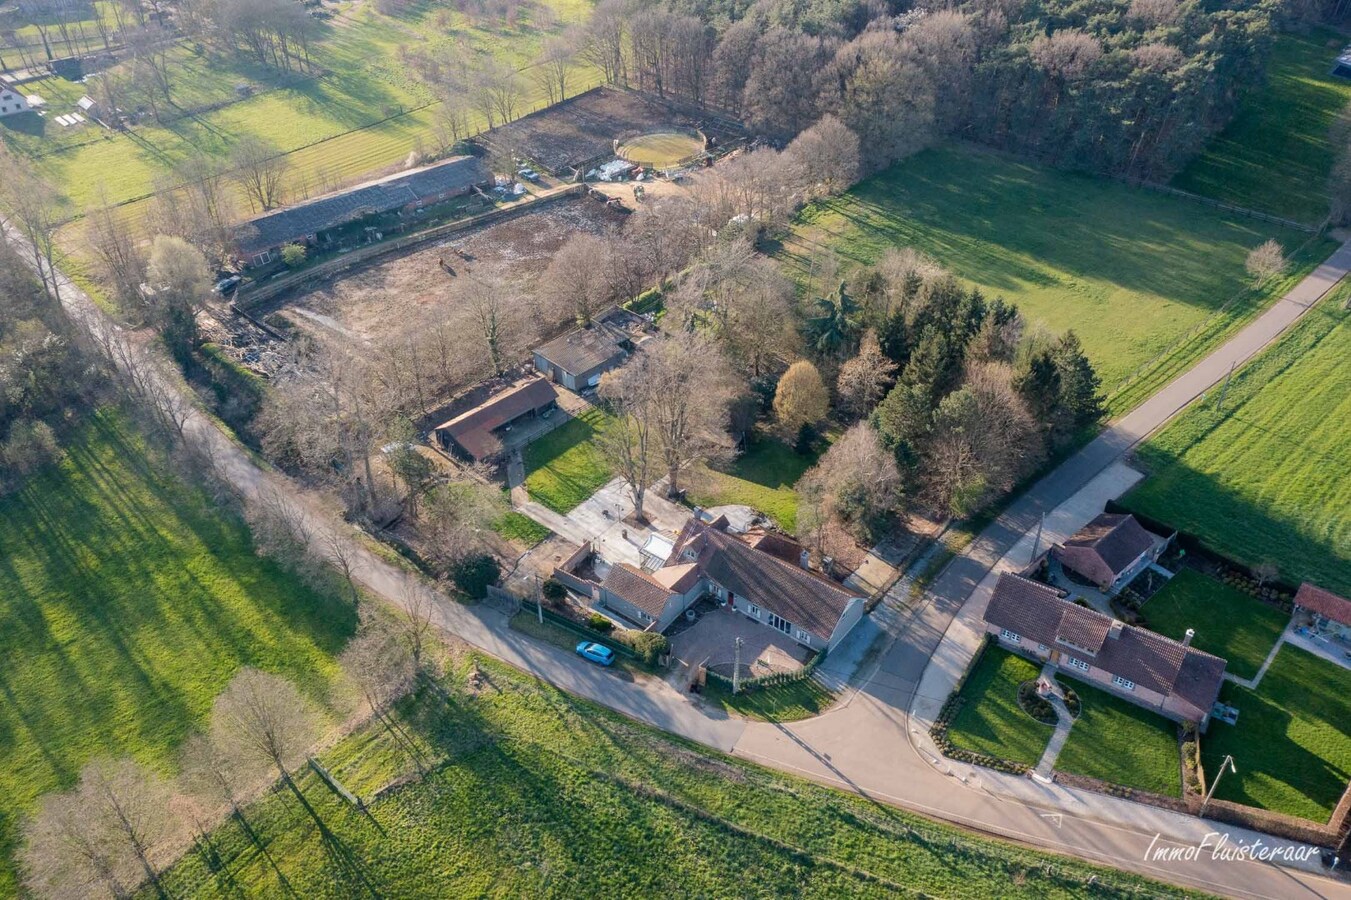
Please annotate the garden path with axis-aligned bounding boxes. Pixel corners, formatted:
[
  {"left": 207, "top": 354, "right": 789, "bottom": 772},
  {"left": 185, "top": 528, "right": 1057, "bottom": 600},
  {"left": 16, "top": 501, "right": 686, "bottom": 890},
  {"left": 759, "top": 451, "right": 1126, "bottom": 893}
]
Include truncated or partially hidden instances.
[{"left": 1033, "top": 665, "right": 1075, "bottom": 782}]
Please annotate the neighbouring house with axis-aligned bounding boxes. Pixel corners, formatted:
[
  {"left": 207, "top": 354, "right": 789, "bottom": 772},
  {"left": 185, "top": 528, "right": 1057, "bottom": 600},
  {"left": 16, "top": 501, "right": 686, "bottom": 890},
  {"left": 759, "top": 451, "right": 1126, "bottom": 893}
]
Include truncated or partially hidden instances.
[
  {"left": 432, "top": 377, "right": 558, "bottom": 463},
  {"left": 234, "top": 155, "right": 492, "bottom": 268},
  {"left": 983, "top": 573, "right": 1227, "bottom": 729},
  {"left": 0, "top": 86, "right": 30, "bottom": 117},
  {"left": 532, "top": 324, "right": 628, "bottom": 391},
  {"left": 1293, "top": 582, "right": 1351, "bottom": 642},
  {"left": 594, "top": 518, "right": 865, "bottom": 651},
  {"left": 1052, "top": 513, "right": 1167, "bottom": 595}
]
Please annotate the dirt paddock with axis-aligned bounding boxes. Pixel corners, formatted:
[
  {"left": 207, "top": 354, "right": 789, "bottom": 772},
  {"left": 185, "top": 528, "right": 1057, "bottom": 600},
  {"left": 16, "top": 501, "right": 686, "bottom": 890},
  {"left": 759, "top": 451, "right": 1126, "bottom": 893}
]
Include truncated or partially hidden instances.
[{"left": 273, "top": 196, "right": 628, "bottom": 344}]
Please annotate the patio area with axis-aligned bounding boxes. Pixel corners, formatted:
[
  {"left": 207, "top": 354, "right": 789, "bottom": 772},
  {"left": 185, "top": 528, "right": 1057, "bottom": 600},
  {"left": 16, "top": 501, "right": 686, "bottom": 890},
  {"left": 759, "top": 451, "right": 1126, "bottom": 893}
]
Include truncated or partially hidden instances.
[
  {"left": 1287, "top": 612, "right": 1351, "bottom": 671},
  {"left": 670, "top": 603, "right": 813, "bottom": 680}
]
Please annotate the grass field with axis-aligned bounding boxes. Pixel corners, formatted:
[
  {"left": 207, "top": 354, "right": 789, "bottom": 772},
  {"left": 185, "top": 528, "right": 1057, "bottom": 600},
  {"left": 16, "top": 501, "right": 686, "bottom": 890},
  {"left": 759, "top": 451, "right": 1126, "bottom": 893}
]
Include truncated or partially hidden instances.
[
  {"left": 523, "top": 406, "right": 614, "bottom": 514},
  {"left": 493, "top": 508, "right": 553, "bottom": 547},
  {"left": 1142, "top": 570, "right": 1289, "bottom": 681},
  {"left": 1123, "top": 287, "right": 1351, "bottom": 596},
  {"left": 0, "top": 411, "right": 354, "bottom": 896},
  {"left": 687, "top": 435, "right": 818, "bottom": 532},
  {"left": 151, "top": 652, "right": 1198, "bottom": 899},
  {"left": 1204, "top": 645, "right": 1351, "bottom": 820},
  {"left": 784, "top": 143, "right": 1327, "bottom": 404},
  {"left": 5, "top": 0, "right": 602, "bottom": 218},
  {"left": 945, "top": 646, "right": 1052, "bottom": 767},
  {"left": 1055, "top": 679, "right": 1182, "bottom": 798},
  {"left": 1172, "top": 27, "right": 1351, "bottom": 225}
]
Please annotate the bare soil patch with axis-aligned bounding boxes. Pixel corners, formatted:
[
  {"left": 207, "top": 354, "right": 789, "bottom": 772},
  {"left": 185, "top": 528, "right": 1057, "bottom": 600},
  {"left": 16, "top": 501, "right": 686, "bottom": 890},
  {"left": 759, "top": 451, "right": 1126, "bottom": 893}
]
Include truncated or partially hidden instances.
[{"left": 282, "top": 197, "right": 627, "bottom": 343}]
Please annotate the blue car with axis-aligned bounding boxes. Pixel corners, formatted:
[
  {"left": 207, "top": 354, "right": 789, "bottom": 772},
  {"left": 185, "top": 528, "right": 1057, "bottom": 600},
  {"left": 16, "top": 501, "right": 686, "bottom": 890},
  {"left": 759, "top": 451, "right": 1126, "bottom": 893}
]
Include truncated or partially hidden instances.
[{"left": 575, "top": 641, "right": 616, "bottom": 667}]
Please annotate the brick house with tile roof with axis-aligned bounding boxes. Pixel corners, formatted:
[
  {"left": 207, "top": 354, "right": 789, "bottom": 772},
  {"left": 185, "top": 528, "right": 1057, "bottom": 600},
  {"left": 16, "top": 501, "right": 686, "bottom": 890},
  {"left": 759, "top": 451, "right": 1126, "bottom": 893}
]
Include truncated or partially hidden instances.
[
  {"left": 1294, "top": 582, "right": 1351, "bottom": 641},
  {"left": 983, "top": 573, "right": 1227, "bottom": 729},
  {"left": 594, "top": 518, "right": 866, "bottom": 652},
  {"left": 1052, "top": 513, "right": 1168, "bottom": 594}
]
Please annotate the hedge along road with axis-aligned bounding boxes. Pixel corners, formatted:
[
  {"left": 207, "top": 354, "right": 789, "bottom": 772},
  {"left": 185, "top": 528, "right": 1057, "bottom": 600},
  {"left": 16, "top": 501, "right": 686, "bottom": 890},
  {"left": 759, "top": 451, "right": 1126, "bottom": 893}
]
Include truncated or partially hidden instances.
[{"left": 11, "top": 216, "right": 1351, "bottom": 898}]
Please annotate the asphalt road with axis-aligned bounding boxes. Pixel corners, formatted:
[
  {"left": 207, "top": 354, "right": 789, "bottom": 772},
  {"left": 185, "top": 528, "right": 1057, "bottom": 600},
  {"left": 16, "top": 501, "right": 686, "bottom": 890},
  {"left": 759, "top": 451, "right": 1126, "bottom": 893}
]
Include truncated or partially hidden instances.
[{"left": 12, "top": 218, "right": 1351, "bottom": 898}]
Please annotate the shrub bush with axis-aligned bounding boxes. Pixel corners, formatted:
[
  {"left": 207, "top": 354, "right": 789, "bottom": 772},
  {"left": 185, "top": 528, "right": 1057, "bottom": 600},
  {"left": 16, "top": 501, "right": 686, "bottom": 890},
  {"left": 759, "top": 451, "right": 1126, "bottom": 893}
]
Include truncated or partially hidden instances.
[
  {"left": 619, "top": 631, "right": 669, "bottom": 665},
  {"left": 542, "top": 578, "right": 567, "bottom": 601},
  {"left": 451, "top": 554, "right": 500, "bottom": 599},
  {"left": 586, "top": 613, "right": 615, "bottom": 633}
]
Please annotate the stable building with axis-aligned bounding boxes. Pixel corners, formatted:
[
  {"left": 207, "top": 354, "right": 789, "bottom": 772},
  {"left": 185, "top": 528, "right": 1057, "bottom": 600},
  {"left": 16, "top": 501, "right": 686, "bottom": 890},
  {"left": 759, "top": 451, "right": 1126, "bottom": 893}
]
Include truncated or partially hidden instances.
[
  {"left": 234, "top": 155, "right": 491, "bottom": 267},
  {"left": 432, "top": 378, "right": 558, "bottom": 463},
  {"left": 532, "top": 324, "right": 628, "bottom": 391}
]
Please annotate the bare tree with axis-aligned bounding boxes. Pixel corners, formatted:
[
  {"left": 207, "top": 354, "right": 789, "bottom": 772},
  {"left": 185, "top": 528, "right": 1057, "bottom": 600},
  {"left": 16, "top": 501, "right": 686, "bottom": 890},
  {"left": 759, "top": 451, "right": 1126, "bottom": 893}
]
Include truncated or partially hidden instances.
[
  {"left": 230, "top": 136, "right": 289, "bottom": 212},
  {"left": 1245, "top": 239, "right": 1287, "bottom": 287},
  {"left": 541, "top": 233, "right": 615, "bottom": 325},
  {"left": 179, "top": 731, "right": 252, "bottom": 817},
  {"left": 0, "top": 152, "right": 68, "bottom": 309},
  {"left": 323, "top": 523, "right": 361, "bottom": 606},
  {"left": 210, "top": 668, "right": 320, "bottom": 799},
  {"left": 596, "top": 372, "right": 657, "bottom": 521},
  {"left": 86, "top": 193, "right": 147, "bottom": 314},
  {"left": 796, "top": 423, "right": 902, "bottom": 547},
  {"left": 340, "top": 610, "right": 418, "bottom": 717},
  {"left": 22, "top": 758, "right": 178, "bottom": 900},
  {"left": 397, "top": 581, "right": 437, "bottom": 672},
  {"left": 782, "top": 114, "right": 862, "bottom": 200},
  {"left": 836, "top": 329, "right": 898, "bottom": 419}
]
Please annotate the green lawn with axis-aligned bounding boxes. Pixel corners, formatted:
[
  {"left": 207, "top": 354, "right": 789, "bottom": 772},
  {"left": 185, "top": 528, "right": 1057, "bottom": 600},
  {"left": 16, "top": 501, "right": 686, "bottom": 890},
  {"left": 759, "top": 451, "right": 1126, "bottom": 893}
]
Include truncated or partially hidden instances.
[
  {"left": 946, "top": 646, "right": 1053, "bottom": 766},
  {"left": 785, "top": 143, "right": 1327, "bottom": 404},
  {"left": 1142, "top": 570, "right": 1289, "bottom": 681},
  {"left": 704, "top": 675, "right": 837, "bottom": 722},
  {"left": 0, "top": 411, "right": 354, "bottom": 896},
  {"left": 1203, "top": 645, "right": 1351, "bottom": 821},
  {"left": 1055, "top": 680, "right": 1182, "bottom": 798},
  {"left": 8, "top": 0, "right": 602, "bottom": 216},
  {"left": 1123, "top": 288, "right": 1351, "bottom": 596},
  {"left": 1172, "top": 27, "right": 1351, "bottom": 225},
  {"left": 150, "top": 654, "right": 1199, "bottom": 899},
  {"left": 687, "top": 435, "right": 818, "bottom": 532},
  {"left": 493, "top": 509, "right": 552, "bottom": 547},
  {"left": 522, "top": 406, "right": 614, "bottom": 514}
]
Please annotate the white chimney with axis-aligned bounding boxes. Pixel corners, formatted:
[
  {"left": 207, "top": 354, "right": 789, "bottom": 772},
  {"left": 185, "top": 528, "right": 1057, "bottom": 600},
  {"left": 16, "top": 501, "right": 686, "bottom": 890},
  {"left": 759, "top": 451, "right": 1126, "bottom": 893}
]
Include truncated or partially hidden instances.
[
  {"left": 799, "top": 550, "right": 811, "bottom": 570},
  {"left": 1183, "top": 628, "right": 1195, "bottom": 647},
  {"left": 1108, "top": 620, "right": 1124, "bottom": 639}
]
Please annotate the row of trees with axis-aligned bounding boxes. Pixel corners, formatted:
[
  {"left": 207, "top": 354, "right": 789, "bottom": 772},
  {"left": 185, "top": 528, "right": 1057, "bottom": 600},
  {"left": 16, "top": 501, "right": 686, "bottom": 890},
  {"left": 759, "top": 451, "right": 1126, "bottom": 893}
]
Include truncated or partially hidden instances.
[
  {"left": 20, "top": 599, "right": 434, "bottom": 899},
  {"left": 578, "top": 0, "right": 1284, "bottom": 179}
]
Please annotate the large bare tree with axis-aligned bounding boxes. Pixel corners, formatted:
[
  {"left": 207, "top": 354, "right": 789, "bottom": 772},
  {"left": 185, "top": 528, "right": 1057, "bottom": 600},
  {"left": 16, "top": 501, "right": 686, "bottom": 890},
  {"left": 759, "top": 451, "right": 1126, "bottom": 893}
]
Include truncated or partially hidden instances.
[
  {"left": 230, "top": 136, "right": 289, "bottom": 212},
  {"left": 210, "top": 668, "right": 320, "bottom": 799}
]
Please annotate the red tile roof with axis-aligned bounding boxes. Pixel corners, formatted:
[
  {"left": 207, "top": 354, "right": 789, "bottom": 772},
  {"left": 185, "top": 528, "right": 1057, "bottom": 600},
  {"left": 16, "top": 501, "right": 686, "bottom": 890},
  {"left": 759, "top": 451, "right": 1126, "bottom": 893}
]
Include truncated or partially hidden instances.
[
  {"left": 984, "top": 573, "right": 1226, "bottom": 722},
  {"left": 433, "top": 378, "right": 557, "bottom": 461},
  {"left": 600, "top": 563, "right": 677, "bottom": 618},
  {"left": 1295, "top": 583, "right": 1351, "bottom": 626},
  {"left": 1053, "top": 513, "right": 1158, "bottom": 586}
]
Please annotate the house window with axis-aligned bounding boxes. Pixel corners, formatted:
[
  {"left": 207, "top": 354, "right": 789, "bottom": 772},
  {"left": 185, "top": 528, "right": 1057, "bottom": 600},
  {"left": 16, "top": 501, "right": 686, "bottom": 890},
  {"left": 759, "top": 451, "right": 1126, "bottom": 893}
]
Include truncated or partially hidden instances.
[
  {"left": 747, "top": 604, "right": 760, "bottom": 618},
  {"left": 795, "top": 628, "right": 811, "bottom": 642},
  {"left": 1066, "top": 656, "right": 1090, "bottom": 672},
  {"left": 767, "top": 613, "right": 792, "bottom": 635},
  {"left": 1112, "top": 675, "right": 1135, "bottom": 691},
  {"left": 252, "top": 250, "right": 274, "bottom": 266},
  {"left": 1000, "top": 629, "right": 1021, "bottom": 644},
  {"left": 1037, "top": 643, "right": 1049, "bottom": 653}
]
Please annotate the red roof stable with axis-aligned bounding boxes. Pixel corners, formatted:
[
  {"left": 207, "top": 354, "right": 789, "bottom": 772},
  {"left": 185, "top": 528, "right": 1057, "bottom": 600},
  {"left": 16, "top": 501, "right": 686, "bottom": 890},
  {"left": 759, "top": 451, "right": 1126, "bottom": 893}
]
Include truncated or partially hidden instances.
[
  {"left": 1295, "top": 582, "right": 1351, "bottom": 626},
  {"left": 433, "top": 378, "right": 557, "bottom": 461}
]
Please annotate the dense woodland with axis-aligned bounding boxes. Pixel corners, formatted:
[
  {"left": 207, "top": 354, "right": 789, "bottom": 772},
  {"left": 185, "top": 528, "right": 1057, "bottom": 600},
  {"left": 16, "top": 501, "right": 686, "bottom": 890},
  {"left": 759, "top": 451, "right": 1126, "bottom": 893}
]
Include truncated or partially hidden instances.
[{"left": 578, "top": 0, "right": 1292, "bottom": 180}]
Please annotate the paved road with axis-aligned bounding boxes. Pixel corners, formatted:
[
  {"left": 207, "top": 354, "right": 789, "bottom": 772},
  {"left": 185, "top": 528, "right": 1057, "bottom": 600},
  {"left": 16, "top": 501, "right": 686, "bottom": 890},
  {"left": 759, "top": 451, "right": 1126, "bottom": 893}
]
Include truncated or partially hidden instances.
[
  {"left": 15, "top": 219, "right": 1351, "bottom": 898},
  {"left": 734, "top": 241, "right": 1351, "bottom": 898}
]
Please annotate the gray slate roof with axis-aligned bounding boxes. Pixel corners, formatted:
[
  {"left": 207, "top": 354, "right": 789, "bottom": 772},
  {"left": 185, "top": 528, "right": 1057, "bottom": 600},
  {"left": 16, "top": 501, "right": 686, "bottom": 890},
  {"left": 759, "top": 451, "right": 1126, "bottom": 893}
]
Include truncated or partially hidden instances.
[
  {"left": 666, "top": 520, "right": 859, "bottom": 640},
  {"left": 236, "top": 155, "right": 490, "bottom": 255},
  {"left": 1053, "top": 513, "right": 1158, "bottom": 585},
  {"left": 601, "top": 563, "right": 676, "bottom": 618},
  {"left": 984, "top": 573, "right": 1226, "bottom": 722},
  {"left": 533, "top": 325, "right": 626, "bottom": 377}
]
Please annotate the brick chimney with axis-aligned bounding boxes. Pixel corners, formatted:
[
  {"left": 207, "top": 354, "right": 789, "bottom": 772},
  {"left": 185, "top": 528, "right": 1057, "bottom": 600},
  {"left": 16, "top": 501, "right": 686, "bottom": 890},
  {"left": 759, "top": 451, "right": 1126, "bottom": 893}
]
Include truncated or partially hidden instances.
[{"left": 1183, "top": 628, "right": 1195, "bottom": 646}]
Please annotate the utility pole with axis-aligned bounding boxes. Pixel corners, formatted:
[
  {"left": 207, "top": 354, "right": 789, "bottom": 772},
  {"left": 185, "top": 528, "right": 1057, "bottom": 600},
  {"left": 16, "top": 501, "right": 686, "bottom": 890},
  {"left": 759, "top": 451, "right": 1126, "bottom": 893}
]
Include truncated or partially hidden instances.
[
  {"left": 1214, "top": 362, "right": 1236, "bottom": 413},
  {"left": 1199, "top": 754, "right": 1236, "bottom": 817},
  {"left": 732, "top": 637, "right": 744, "bottom": 695},
  {"left": 534, "top": 573, "right": 543, "bottom": 625}
]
